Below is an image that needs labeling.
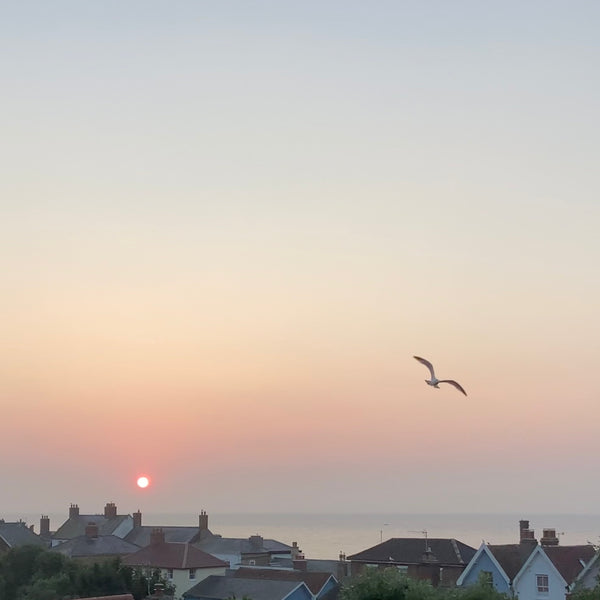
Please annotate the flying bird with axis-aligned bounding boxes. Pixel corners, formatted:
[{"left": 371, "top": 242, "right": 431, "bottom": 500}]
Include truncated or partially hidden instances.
[{"left": 413, "top": 356, "right": 467, "bottom": 396}]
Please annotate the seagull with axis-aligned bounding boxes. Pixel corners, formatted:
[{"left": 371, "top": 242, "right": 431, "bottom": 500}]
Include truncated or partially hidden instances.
[{"left": 413, "top": 356, "right": 467, "bottom": 396}]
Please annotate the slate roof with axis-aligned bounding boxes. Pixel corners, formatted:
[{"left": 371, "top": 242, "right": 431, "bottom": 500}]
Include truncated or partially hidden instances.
[
  {"left": 0, "top": 521, "right": 48, "bottom": 548},
  {"left": 347, "top": 538, "right": 476, "bottom": 565},
  {"left": 196, "top": 536, "right": 274, "bottom": 556},
  {"left": 125, "top": 525, "right": 208, "bottom": 547},
  {"left": 487, "top": 544, "right": 537, "bottom": 580},
  {"left": 233, "top": 567, "right": 336, "bottom": 595},
  {"left": 543, "top": 545, "right": 596, "bottom": 584},
  {"left": 123, "top": 542, "right": 228, "bottom": 570},
  {"left": 183, "top": 575, "right": 309, "bottom": 600},
  {"left": 50, "top": 535, "right": 140, "bottom": 558},
  {"left": 53, "top": 515, "right": 131, "bottom": 540}
]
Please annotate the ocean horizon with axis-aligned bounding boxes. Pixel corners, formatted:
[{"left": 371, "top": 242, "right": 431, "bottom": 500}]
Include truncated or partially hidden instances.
[{"left": 5, "top": 512, "right": 600, "bottom": 560}]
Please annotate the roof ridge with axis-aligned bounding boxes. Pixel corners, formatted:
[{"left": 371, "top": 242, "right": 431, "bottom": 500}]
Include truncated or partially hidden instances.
[
  {"left": 182, "top": 542, "right": 189, "bottom": 568},
  {"left": 450, "top": 538, "right": 462, "bottom": 563}
]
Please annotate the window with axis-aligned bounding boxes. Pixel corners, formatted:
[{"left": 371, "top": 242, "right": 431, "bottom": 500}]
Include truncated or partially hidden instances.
[
  {"left": 536, "top": 574, "right": 549, "bottom": 593},
  {"left": 166, "top": 569, "right": 173, "bottom": 580},
  {"left": 481, "top": 571, "right": 493, "bottom": 587},
  {"left": 397, "top": 566, "right": 408, "bottom": 574},
  {"left": 189, "top": 568, "right": 197, "bottom": 580}
]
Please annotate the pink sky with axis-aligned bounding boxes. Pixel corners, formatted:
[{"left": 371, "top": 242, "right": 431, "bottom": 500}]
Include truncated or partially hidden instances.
[{"left": 2, "top": 1, "right": 600, "bottom": 516}]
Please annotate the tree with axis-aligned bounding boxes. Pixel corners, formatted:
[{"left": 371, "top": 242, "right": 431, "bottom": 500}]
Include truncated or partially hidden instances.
[
  {"left": 341, "top": 568, "right": 510, "bottom": 600},
  {"left": 341, "top": 568, "right": 437, "bottom": 600}
]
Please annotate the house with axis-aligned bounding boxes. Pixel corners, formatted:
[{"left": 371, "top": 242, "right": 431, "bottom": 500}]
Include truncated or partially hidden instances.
[
  {"left": 232, "top": 566, "right": 339, "bottom": 600},
  {"left": 52, "top": 503, "right": 134, "bottom": 546},
  {"left": 125, "top": 510, "right": 213, "bottom": 547},
  {"left": 457, "top": 520, "right": 595, "bottom": 600},
  {"left": 50, "top": 522, "right": 141, "bottom": 563},
  {"left": 122, "top": 528, "right": 228, "bottom": 600},
  {"left": 347, "top": 536, "right": 476, "bottom": 586},
  {"left": 195, "top": 532, "right": 295, "bottom": 568},
  {"left": 183, "top": 574, "right": 314, "bottom": 600},
  {"left": 271, "top": 549, "right": 351, "bottom": 583},
  {"left": 571, "top": 547, "right": 600, "bottom": 592},
  {"left": 0, "top": 519, "right": 48, "bottom": 553}
]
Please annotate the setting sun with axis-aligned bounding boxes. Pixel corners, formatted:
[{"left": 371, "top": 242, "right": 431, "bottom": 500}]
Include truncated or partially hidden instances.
[{"left": 136, "top": 476, "right": 150, "bottom": 489}]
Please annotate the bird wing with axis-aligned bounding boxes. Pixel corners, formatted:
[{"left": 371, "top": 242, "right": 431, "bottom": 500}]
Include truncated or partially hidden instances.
[
  {"left": 413, "top": 356, "right": 436, "bottom": 379},
  {"left": 438, "top": 379, "right": 467, "bottom": 396}
]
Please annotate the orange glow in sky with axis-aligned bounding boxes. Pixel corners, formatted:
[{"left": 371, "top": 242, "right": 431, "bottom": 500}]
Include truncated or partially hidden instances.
[{"left": 3, "top": 1, "right": 600, "bottom": 517}]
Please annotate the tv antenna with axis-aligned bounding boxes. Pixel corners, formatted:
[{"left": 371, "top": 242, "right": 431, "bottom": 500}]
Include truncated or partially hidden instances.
[{"left": 409, "top": 529, "right": 430, "bottom": 552}]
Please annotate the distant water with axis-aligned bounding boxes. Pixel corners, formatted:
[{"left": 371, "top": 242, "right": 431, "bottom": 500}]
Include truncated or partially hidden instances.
[{"left": 6, "top": 512, "right": 600, "bottom": 560}]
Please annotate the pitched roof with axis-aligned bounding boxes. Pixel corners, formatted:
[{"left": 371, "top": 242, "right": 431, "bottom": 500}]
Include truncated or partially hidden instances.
[
  {"left": 53, "top": 515, "right": 131, "bottom": 540},
  {"left": 487, "top": 544, "right": 537, "bottom": 580},
  {"left": 233, "top": 567, "right": 336, "bottom": 595},
  {"left": 125, "top": 525, "right": 207, "bottom": 547},
  {"left": 196, "top": 536, "right": 272, "bottom": 556},
  {"left": 347, "top": 538, "right": 476, "bottom": 565},
  {"left": 543, "top": 545, "right": 596, "bottom": 584},
  {"left": 0, "top": 521, "right": 47, "bottom": 548},
  {"left": 50, "top": 535, "right": 140, "bottom": 558},
  {"left": 183, "top": 575, "right": 310, "bottom": 600},
  {"left": 123, "top": 542, "right": 228, "bottom": 570}
]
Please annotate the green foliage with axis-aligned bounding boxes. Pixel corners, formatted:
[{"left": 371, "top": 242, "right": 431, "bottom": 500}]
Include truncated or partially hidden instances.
[
  {"left": 0, "top": 546, "right": 173, "bottom": 600},
  {"left": 341, "top": 568, "right": 437, "bottom": 600},
  {"left": 569, "top": 585, "right": 600, "bottom": 600},
  {"left": 341, "top": 568, "right": 510, "bottom": 600}
]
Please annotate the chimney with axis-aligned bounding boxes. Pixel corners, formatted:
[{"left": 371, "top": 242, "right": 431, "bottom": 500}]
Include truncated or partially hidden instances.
[
  {"left": 520, "top": 529, "right": 537, "bottom": 545},
  {"left": 150, "top": 528, "right": 165, "bottom": 545},
  {"left": 293, "top": 555, "right": 307, "bottom": 572},
  {"left": 69, "top": 504, "right": 79, "bottom": 519},
  {"left": 85, "top": 522, "right": 99, "bottom": 538},
  {"left": 519, "top": 520, "right": 529, "bottom": 537},
  {"left": 291, "top": 541, "right": 302, "bottom": 560},
  {"left": 337, "top": 552, "right": 348, "bottom": 580},
  {"left": 199, "top": 510, "right": 208, "bottom": 531},
  {"left": 133, "top": 510, "right": 142, "bottom": 528},
  {"left": 541, "top": 528, "right": 559, "bottom": 546},
  {"left": 40, "top": 515, "right": 50, "bottom": 537},
  {"left": 104, "top": 502, "right": 117, "bottom": 519},
  {"left": 29, "top": 524, "right": 34, "bottom": 532},
  {"left": 249, "top": 535, "right": 263, "bottom": 549}
]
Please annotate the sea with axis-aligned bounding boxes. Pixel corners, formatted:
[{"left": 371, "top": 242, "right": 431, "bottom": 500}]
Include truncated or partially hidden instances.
[{"left": 5, "top": 513, "right": 600, "bottom": 560}]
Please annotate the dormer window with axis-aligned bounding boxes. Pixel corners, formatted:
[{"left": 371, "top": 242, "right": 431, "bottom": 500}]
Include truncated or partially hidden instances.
[{"left": 189, "top": 568, "right": 197, "bottom": 580}]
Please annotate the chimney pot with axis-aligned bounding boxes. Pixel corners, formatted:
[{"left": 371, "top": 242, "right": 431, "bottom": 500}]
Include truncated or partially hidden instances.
[
  {"left": 104, "top": 502, "right": 117, "bottom": 519},
  {"left": 40, "top": 515, "right": 50, "bottom": 537},
  {"left": 133, "top": 510, "right": 142, "bottom": 528},
  {"left": 199, "top": 510, "right": 208, "bottom": 531},
  {"left": 69, "top": 504, "right": 80, "bottom": 519}
]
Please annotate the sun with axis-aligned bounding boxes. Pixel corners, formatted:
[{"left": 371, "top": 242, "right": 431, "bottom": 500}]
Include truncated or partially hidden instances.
[{"left": 136, "top": 476, "right": 150, "bottom": 489}]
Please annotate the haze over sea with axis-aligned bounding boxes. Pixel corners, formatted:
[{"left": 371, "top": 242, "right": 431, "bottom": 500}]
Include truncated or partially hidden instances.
[{"left": 7, "top": 512, "right": 600, "bottom": 560}]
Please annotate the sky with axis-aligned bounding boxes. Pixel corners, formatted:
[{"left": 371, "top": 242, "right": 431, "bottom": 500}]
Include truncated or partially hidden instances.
[{"left": 2, "top": 1, "right": 600, "bottom": 517}]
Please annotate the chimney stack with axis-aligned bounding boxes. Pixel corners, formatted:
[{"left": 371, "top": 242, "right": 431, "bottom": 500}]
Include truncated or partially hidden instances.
[
  {"left": 150, "top": 528, "right": 165, "bottom": 545},
  {"left": 40, "top": 515, "right": 50, "bottom": 537},
  {"left": 133, "top": 510, "right": 142, "bottom": 528},
  {"left": 249, "top": 535, "right": 263, "bottom": 549},
  {"left": 541, "top": 529, "right": 559, "bottom": 546},
  {"left": 293, "top": 554, "right": 307, "bottom": 572},
  {"left": 104, "top": 502, "right": 117, "bottom": 519},
  {"left": 85, "top": 522, "right": 99, "bottom": 538},
  {"left": 69, "top": 504, "right": 80, "bottom": 519},
  {"left": 199, "top": 510, "right": 208, "bottom": 531}
]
